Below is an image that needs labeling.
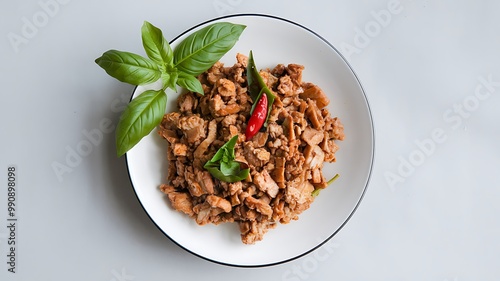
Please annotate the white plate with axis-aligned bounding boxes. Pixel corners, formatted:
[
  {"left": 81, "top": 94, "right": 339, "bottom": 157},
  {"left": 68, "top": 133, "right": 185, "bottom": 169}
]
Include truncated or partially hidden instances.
[{"left": 126, "top": 14, "right": 374, "bottom": 267}]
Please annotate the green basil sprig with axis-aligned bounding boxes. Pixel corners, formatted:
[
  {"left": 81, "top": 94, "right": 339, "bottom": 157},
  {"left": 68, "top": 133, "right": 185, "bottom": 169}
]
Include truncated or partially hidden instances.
[
  {"left": 203, "top": 135, "right": 250, "bottom": 182},
  {"left": 246, "top": 50, "right": 276, "bottom": 127},
  {"left": 95, "top": 21, "right": 246, "bottom": 156}
]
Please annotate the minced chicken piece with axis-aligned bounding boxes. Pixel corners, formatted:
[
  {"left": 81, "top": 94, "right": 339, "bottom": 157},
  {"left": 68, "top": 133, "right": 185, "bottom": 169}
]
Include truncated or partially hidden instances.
[{"left": 158, "top": 53, "right": 344, "bottom": 244}]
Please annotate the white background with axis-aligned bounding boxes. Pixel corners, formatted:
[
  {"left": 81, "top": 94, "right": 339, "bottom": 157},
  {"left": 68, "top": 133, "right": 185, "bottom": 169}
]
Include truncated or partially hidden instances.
[{"left": 1, "top": 0, "right": 499, "bottom": 280}]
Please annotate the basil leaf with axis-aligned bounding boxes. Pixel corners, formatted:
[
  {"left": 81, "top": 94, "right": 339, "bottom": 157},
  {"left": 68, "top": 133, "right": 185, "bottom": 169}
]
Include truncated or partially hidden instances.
[
  {"left": 204, "top": 166, "right": 249, "bottom": 183},
  {"left": 204, "top": 135, "right": 249, "bottom": 182},
  {"left": 95, "top": 50, "right": 161, "bottom": 85},
  {"left": 209, "top": 146, "right": 225, "bottom": 163},
  {"left": 220, "top": 161, "right": 241, "bottom": 176},
  {"left": 222, "top": 134, "right": 238, "bottom": 159},
  {"left": 173, "top": 22, "right": 246, "bottom": 76},
  {"left": 246, "top": 51, "right": 276, "bottom": 126},
  {"left": 141, "top": 21, "right": 173, "bottom": 68},
  {"left": 246, "top": 50, "right": 261, "bottom": 102},
  {"left": 262, "top": 87, "right": 276, "bottom": 127},
  {"left": 204, "top": 161, "right": 220, "bottom": 169},
  {"left": 96, "top": 21, "right": 246, "bottom": 156},
  {"left": 115, "top": 89, "right": 167, "bottom": 156},
  {"left": 177, "top": 72, "right": 204, "bottom": 94},
  {"left": 204, "top": 135, "right": 238, "bottom": 167}
]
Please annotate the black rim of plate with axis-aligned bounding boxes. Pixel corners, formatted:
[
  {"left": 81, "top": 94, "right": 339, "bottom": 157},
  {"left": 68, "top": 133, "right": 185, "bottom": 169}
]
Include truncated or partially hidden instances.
[{"left": 125, "top": 13, "right": 375, "bottom": 268}]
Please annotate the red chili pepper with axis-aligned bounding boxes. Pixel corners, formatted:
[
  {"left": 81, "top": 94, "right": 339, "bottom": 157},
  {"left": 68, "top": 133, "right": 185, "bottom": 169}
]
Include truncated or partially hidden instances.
[{"left": 245, "top": 94, "right": 268, "bottom": 140}]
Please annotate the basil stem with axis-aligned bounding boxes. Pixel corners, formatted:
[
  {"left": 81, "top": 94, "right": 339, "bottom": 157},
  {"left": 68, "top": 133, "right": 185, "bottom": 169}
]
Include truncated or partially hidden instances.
[{"left": 312, "top": 174, "right": 340, "bottom": 197}]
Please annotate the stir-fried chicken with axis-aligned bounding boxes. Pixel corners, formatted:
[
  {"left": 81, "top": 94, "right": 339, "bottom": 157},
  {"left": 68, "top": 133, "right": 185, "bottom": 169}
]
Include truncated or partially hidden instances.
[{"left": 158, "top": 53, "right": 344, "bottom": 244}]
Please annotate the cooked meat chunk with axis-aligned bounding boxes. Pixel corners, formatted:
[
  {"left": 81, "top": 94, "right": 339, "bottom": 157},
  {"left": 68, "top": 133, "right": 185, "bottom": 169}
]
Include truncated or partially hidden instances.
[
  {"left": 245, "top": 196, "right": 273, "bottom": 217},
  {"left": 206, "top": 195, "right": 232, "bottom": 213},
  {"left": 196, "top": 170, "right": 215, "bottom": 194},
  {"left": 168, "top": 192, "right": 195, "bottom": 216},
  {"left": 194, "top": 119, "right": 217, "bottom": 162},
  {"left": 172, "top": 143, "right": 188, "bottom": 156},
  {"left": 304, "top": 145, "right": 325, "bottom": 170},
  {"left": 160, "top": 184, "right": 195, "bottom": 216},
  {"left": 207, "top": 61, "right": 225, "bottom": 85},
  {"left": 330, "top": 117, "right": 345, "bottom": 140},
  {"left": 277, "top": 75, "right": 295, "bottom": 96},
  {"left": 221, "top": 114, "right": 238, "bottom": 127},
  {"left": 209, "top": 94, "right": 240, "bottom": 117},
  {"left": 267, "top": 122, "right": 283, "bottom": 139},
  {"left": 253, "top": 169, "right": 280, "bottom": 198},
  {"left": 272, "top": 157, "right": 286, "bottom": 184},
  {"left": 236, "top": 52, "right": 248, "bottom": 67},
  {"left": 157, "top": 53, "right": 344, "bottom": 244},
  {"left": 252, "top": 132, "right": 268, "bottom": 148},
  {"left": 300, "top": 82, "right": 330, "bottom": 109},
  {"left": 178, "top": 115, "right": 207, "bottom": 144},
  {"left": 286, "top": 64, "right": 304, "bottom": 88},
  {"left": 184, "top": 170, "right": 205, "bottom": 197},
  {"left": 178, "top": 92, "right": 198, "bottom": 113},
  {"left": 243, "top": 142, "right": 270, "bottom": 168},
  {"left": 305, "top": 99, "right": 325, "bottom": 129},
  {"left": 217, "top": 78, "right": 237, "bottom": 98},
  {"left": 259, "top": 70, "right": 278, "bottom": 89},
  {"left": 301, "top": 127, "right": 324, "bottom": 147}
]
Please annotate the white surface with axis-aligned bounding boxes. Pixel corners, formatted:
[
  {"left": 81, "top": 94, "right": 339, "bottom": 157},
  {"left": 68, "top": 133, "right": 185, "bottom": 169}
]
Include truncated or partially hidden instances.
[
  {"left": 1, "top": 0, "right": 499, "bottom": 280},
  {"left": 127, "top": 14, "right": 373, "bottom": 267}
]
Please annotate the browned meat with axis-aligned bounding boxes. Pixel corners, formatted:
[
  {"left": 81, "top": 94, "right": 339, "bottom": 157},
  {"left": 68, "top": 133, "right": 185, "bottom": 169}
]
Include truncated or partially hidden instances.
[
  {"left": 217, "top": 78, "right": 236, "bottom": 98},
  {"left": 178, "top": 115, "right": 207, "bottom": 144},
  {"left": 206, "top": 195, "right": 232, "bottom": 213},
  {"left": 236, "top": 53, "right": 248, "bottom": 67},
  {"left": 252, "top": 132, "right": 268, "bottom": 148},
  {"left": 300, "top": 82, "right": 330, "bottom": 108},
  {"left": 194, "top": 119, "right": 217, "bottom": 160},
  {"left": 157, "top": 53, "right": 344, "bottom": 244},
  {"left": 267, "top": 122, "right": 283, "bottom": 139},
  {"left": 206, "top": 61, "right": 225, "bottom": 85},
  {"left": 196, "top": 170, "right": 215, "bottom": 194},
  {"left": 259, "top": 70, "right": 278, "bottom": 89},
  {"left": 172, "top": 143, "right": 188, "bottom": 156},
  {"left": 243, "top": 142, "right": 270, "bottom": 168},
  {"left": 167, "top": 192, "right": 195, "bottom": 216},
  {"left": 272, "top": 157, "right": 286, "bottom": 184},
  {"left": 277, "top": 75, "right": 295, "bottom": 96},
  {"left": 282, "top": 115, "right": 295, "bottom": 141},
  {"left": 286, "top": 173, "right": 314, "bottom": 206},
  {"left": 160, "top": 184, "right": 194, "bottom": 216},
  {"left": 253, "top": 169, "right": 280, "bottom": 198},
  {"left": 184, "top": 169, "right": 204, "bottom": 197},
  {"left": 178, "top": 92, "right": 198, "bottom": 113},
  {"left": 245, "top": 196, "right": 273, "bottom": 217},
  {"left": 209, "top": 94, "right": 241, "bottom": 117},
  {"left": 331, "top": 117, "right": 345, "bottom": 140},
  {"left": 301, "top": 127, "right": 324, "bottom": 147},
  {"left": 286, "top": 64, "right": 304, "bottom": 88},
  {"left": 221, "top": 114, "right": 238, "bottom": 127},
  {"left": 304, "top": 145, "right": 325, "bottom": 170}
]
